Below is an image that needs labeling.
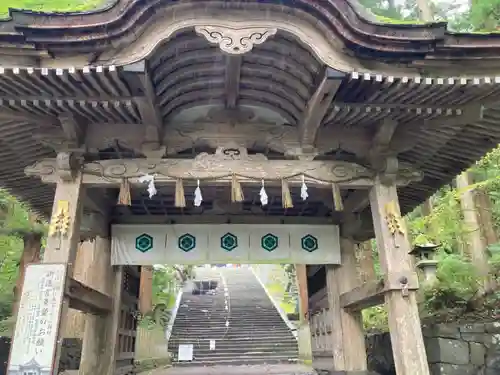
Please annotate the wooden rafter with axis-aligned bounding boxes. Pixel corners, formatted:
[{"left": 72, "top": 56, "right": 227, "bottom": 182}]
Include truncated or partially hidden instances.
[
  {"left": 298, "top": 67, "right": 345, "bottom": 147},
  {"left": 122, "top": 60, "right": 163, "bottom": 148}
]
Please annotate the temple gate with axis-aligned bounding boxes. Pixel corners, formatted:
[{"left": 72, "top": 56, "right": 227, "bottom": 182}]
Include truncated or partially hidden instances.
[{"left": 1, "top": 1, "right": 500, "bottom": 374}]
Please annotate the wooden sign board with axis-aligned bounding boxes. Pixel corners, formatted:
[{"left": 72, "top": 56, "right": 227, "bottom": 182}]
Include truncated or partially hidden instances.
[{"left": 8, "top": 263, "right": 66, "bottom": 375}]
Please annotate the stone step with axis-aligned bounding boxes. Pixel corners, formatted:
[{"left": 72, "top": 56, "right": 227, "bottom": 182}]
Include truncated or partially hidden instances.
[
  {"left": 168, "top": 341, "right": 297, "bottom": 350},
  {"left": 175, "top": 312, "right": 284, "bottom": 317},
  {"left": 171, "top": 332, "right": 295, "bottom": 342},
  {"left": 172, "top": 321, "right": 290, "bottom": 328},
  {"left": 173, "top": 350, "right": 299, "bottom": 361},
  {"left": 168, "top": 345, "right": 298, "bottom": 354},
  {"left": 172, "top": 323, "right": 290, "bottom": 336},
  {"left": 168, "top": 337, "right": 298, "bottom": 345},
  {"left": 173, "top": 356, "right": 299, "bottom": 367},
  {"left": 171, "top": 327, "right": 292, "bottom": 333}
]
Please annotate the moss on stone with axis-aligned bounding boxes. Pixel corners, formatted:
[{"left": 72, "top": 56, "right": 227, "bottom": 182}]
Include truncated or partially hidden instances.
[
  {"left": 375, "top": 15, "right": 425, "bottom": 25},
  {"left": 0, "top": 0, "right": 105, "bottom": 19}
]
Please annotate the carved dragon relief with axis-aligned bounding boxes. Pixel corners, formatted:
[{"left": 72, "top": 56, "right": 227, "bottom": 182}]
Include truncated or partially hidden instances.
[
  {"left": 195, "top": 26, "right": 277, "bottom": 55},
  {"left": 25, "top": 146, "right": 423, "bottom": 187}
]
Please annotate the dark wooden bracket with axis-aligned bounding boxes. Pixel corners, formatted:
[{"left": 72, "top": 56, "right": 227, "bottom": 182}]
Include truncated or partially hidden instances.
[{"left": 66, "top": 277, "right": 112, "bottom": 315}]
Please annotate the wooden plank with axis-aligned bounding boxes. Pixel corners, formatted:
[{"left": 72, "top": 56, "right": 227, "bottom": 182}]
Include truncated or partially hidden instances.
[
  {"left": 339, "top": 279, "right": 385, "bottom": 311},
  {"left": 370, "top": 173, "right": 430, "bottom": 375},
  {"left": 139, "top": 266, "right": 153, "bottom": 315},
  {"left": 80, "top": 236, "right": 114, "bottom": 375},
  {"left": 326, "top": 238, "right": 367, "bottom": 371},
  {"left": 66, "top": 277, "right": 112, "bottom": 315}
]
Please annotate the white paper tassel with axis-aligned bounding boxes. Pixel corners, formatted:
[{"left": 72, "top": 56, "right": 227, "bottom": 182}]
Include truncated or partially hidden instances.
[
  {"left": 300, "top": 175, "right": 308, "bottom": 201},
  {"left": 138, "top": 174, "right": 157, "bottom": 199},
  {"left": 259, "top": 180, "right": 268, "bottom": 206},
  {"left": 194, "top": 180, "right": 203, "bottom": 207}
]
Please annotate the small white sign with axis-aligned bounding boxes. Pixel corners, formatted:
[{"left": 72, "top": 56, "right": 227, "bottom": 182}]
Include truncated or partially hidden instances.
[
  {"left": 209, "top": 339, "right": 216, "bottom": 350},
  {"left": 8, "top": 263, "right": 67, "bottom": 375},
  {"left": 178, "top": 344, "right": 193, "bottom": 361}
]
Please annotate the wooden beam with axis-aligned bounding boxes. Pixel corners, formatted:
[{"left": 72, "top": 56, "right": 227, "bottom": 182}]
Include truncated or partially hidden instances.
[
  {"left": 66, "top": 277, "right": 112, "bottom": 315},
  {"left": 336, "top": 101, "right": 479, "bottom": 114},
  {"left": 225, "top": 56, "right": 242, "bottom": 109},
  {"left": 343, "top": 190, "right": 370, "bottom": 213},
  {"left": 122, "top": 60, "right": 163, "bottom": 152},
  {"left": 299, "top": 68, "right": 345, "bottom": 147},
  {"left": 369, "top": 118, "right": 399, "bottom": 160},
  {"left": 112, "top": 214, "right": 337, "bottom": 225},
  {"left": 0, "top": 95, "right": 138, "bottom": 102},
  {"left": 25, "top": 154, "right": 422, "bottom": 188},
  {"left": 58, "top": 112, "right": 85, "bottom": 146},
  {"left": 339, "top": 279, "right": 386, "bottom": 311}
]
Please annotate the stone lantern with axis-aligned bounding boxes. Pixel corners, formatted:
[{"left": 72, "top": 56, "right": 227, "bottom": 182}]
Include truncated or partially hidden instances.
[{"left": 409, "top": 242, "right": 440, "bottom": 283}]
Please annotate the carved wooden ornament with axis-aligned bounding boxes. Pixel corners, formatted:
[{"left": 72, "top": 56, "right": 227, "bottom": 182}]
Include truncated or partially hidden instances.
[
  {"left": 384, "top": 201, "right": 405, "bottom": 237},
  {"left": 195, "top": 26, "right": 277, "bottom": 54},
  {"left": 26, "top": 147, "right": 374, "bottom": 187},
  {"left": 48, "top": 200, "right": 71, "bottom": 238}
]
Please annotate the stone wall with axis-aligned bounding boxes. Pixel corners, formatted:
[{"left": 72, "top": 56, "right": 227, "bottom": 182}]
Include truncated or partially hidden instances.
[
  {"left": 0, "top": 337, "right": 82, "bottom": 375},
  {"left": 365, "top": 321, "right": 500, "bottom": 375}
]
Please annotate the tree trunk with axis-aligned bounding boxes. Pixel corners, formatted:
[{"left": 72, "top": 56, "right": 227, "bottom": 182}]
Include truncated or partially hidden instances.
[
  {"left": 416, "top": 0, "right": 434, "bottom": 22},
  {"left": 474, "top": 188, "right": 498, "bottom": 247},
  {"left": 456, "top": 171, "right": 491, "bottom": 291},
  {"left": 421, "top": 199, "right": 433, "bottom": 217},
  {"left": 356, "top": 241, "right": 376, "bottom": 282},
  {"left": 12, "top": 232, "right": 42, "bottom": 317}
]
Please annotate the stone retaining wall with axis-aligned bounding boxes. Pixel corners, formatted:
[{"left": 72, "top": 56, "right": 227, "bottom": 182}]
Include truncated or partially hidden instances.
[{"left": 366, "top": 321, "right": 500, "bottom": 375}]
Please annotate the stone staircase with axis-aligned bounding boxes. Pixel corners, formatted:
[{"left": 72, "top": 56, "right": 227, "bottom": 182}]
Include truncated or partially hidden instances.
[{"left": 168, "top": 266, "right": 299, "bottom": 366}]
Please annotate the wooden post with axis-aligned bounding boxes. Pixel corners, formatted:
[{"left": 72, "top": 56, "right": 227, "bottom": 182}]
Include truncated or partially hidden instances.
[
  {"left": 79, "top": 236, "right": 119, "bottom": 375},
  {"left": 8, "top": 153, "right": 84, "bottom": 375},
  {"left": 65, "top": 242, "right": 93, "bottom": 339},
  {"left": 12, "top": 232, "right": 42, "bottom": 317},
  {"left": 326, "top": 238, "right": 367, "bottom": 371},
  {"left": 295, "top": 264, "right": 313, "bottom": 363},
  {"left": 370, "top": 174, "right": 430, "bottom": 375},
  {"left": 139, "top": 266, "right": 154, "bottom": 315}
]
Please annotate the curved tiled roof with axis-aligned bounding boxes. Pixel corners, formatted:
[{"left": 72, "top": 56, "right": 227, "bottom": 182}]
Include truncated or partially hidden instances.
[{"left": 0, "top": 0, "right": 498, "bottom": 60}]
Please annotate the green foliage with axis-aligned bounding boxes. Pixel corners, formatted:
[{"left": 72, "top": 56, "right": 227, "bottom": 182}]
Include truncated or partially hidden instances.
[
  {"left": 0, "top": 0, "right": 105, "bottom": 18},
  {"left": 423, "top": 254, "right": 479, "bottom": 312},
  {"left": 362, "top": 306, "right": 388, "bottom": 331},
  {"left": 0, "top": 189, "right": 41, "bottom": 326}
]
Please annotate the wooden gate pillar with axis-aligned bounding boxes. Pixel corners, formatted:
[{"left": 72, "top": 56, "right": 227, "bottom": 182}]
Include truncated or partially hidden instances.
[
  {"left": 370, "top": 174, "right": 430, "bottom": 375},
  {"left": 326, "top": 238, "right": 366, "bottom": 371},
  {"left": 8, "top": 155, "right": 84, "bottom": 375},
  {"left": 79, "top": 236, "right": 113, "bottom": 374},
  {"left": 139, "top": 266, "right": 154, "bottom": 315},
  {"left": 295, "top": 264, "right": 313, "bottom": 363}
]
